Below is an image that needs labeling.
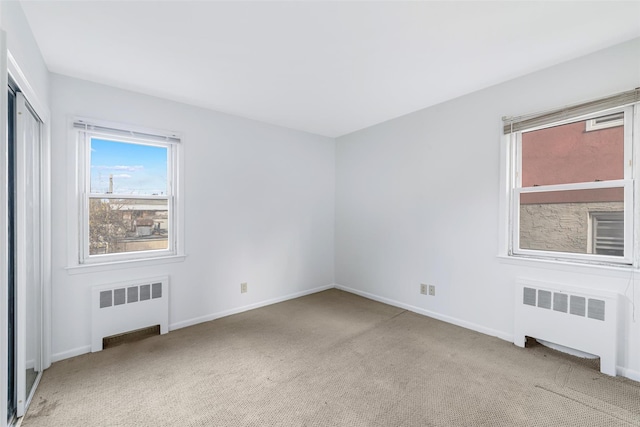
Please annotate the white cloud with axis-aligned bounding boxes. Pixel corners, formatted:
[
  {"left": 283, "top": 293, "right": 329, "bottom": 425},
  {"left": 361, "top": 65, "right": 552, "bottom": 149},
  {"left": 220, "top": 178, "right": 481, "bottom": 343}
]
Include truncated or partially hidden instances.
[
  {"left": 111, "top": 173, "right": 132, "bottom": 179},
  {"left": 92, "top": 165, "right": 144, "bottom": 172}
]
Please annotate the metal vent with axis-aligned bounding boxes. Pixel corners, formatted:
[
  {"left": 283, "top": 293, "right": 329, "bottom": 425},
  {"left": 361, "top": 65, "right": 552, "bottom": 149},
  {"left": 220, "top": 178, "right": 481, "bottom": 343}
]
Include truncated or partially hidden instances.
[
  {"left": 570, "top": 295, "right": 586, "bottom": 317},
  {"left": 99, "top": 291, "right": 112, "bottom": 308},
  {"left": 99, "top": 284, "right": 163, "bottom": 309},
  {"left": 114, "top": 288, "right": 126, "bottom": 306},
  {"left": 127, "top": 286, "right": 139, "bottom": 303},
  {"left": 588, "top": 299, "right": 606, "bottom": 321},
  {"left": 152, "top": 282, "right": 162, "bottom": 299},
  {"left": 538, "top": 290, "right": 552, "bottom": 309},
  {"left": 102, "top": 325, "right": 161, "bottom": 350},
  {"left": 522, "top": 288, "right": 603, "bottom": 321},
  {"left": 523, "top": 287, "right": 536, "bottom": 306},
  {"left": 140, "top": 284, "right": 151, "bottom": 301},
  {"left": 553, "top": 293, "right": 568, "bottom": 313}
]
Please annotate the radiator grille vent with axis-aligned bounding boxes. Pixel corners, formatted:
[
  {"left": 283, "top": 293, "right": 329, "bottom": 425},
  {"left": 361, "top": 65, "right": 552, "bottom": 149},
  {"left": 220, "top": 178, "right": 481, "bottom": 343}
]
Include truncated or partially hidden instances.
[
  {"left": 588, "top": 299, "right": 606, "bottom": 321},
  {"left": 570, "top": 295, "right": 586, "bottom": 317},
  {"left": 553, "top": 293, "right": 568, "bottom": 313},
  {"left": 92, "top": 276, "right": 169, "bottom": 353},
  {"left": 538, "top": 290, "right": 552, "bottom": 309},
  {"left": 523, "top": 287, "right": 605, "bottom": 321},
  {"left": 523, "top": 287, "right": 536, "bottom": 306},
  {"left": 99, "top": 282, "right": 163, "bottom": 309}
]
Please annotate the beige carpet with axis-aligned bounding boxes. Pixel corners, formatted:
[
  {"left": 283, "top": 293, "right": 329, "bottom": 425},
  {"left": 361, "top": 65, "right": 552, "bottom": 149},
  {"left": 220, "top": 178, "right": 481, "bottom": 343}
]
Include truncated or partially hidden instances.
[{"left": 22, "top": 289, "right": 640, "bottom": 426}]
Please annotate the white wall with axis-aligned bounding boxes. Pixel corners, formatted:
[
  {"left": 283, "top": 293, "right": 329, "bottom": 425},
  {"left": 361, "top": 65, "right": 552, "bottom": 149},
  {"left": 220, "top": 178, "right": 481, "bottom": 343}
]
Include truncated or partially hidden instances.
[
  {"left": 50, "top": 74, "right": 335, "bottom": 360},
  {"left": 335, "top": 38, "right": 640, "bottom": 380},
  {"left": 1, "top": 0, "right": 49, "bottom": 110}
]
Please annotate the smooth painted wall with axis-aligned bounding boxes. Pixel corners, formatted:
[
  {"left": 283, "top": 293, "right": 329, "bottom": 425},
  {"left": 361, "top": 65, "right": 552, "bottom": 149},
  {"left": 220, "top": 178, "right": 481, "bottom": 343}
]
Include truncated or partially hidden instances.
[
  {"left": 1, "top": 0, "right": 49, "bottom": 110},
  {"left": 50, "top": 74, "right": 335, "bottom": 360},
  {"left": 335, "top": 37, "right": 640, "bottom": 379}
]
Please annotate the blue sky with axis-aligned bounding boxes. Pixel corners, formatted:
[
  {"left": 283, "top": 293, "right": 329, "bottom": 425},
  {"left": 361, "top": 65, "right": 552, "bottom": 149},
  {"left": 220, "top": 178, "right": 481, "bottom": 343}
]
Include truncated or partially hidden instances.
[{"left": 90, "top": 138, "right": 167, "bottom": 195}]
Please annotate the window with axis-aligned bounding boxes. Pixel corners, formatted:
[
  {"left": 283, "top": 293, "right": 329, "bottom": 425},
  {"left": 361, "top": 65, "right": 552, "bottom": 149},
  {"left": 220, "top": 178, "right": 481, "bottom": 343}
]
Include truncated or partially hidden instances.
[
  {"left": 504, "top": 89, "right": 639, "bottom": 265},
  {"left": 590, "top": 212, "right": 624, "bottom": 256},
  {"left": 75, "top": 120, "right": 181, "bottom": 264},
  {"left": 585, "top": 112, "right": 624, "bottom": 132}
]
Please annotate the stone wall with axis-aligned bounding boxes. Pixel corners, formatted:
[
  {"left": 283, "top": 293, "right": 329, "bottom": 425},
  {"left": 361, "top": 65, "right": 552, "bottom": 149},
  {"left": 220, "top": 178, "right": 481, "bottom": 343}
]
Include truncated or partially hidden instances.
[{"left": 519, "top": 202, "right": 623, "bottom": 254}]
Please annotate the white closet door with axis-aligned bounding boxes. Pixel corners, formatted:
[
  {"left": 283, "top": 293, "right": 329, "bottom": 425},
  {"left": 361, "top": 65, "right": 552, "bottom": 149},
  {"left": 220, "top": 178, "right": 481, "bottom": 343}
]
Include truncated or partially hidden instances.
[{"left": 15, "top": 92, "right": 42, "bottom": 417}]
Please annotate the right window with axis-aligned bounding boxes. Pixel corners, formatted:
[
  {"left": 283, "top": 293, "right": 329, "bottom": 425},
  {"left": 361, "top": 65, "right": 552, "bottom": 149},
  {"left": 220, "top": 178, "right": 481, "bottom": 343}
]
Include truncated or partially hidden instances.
[{"left": 506, "top": 95, "right": 638, "bottom": 265}]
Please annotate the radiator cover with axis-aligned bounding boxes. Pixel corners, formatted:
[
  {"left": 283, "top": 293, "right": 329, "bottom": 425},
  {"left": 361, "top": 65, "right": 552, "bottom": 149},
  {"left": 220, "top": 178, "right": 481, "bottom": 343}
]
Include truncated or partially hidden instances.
[
  {"left": 91, "top": 276, "right": 169, "bottom": 352},
  {"left": 514, "top": 279, "right": 619, "bottom": 376}
]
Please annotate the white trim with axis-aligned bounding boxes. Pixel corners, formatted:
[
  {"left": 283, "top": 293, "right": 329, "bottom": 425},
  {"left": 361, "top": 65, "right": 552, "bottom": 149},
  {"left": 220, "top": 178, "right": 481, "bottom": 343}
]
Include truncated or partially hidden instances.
[
  {"left": 585, "top": 112, "right": 624, "bottom": 132},
  {"left": 51, "top": 346, "right": 92, "bottom": 363},
  {"left": 516, "top": 179, "right": 628, "bottom": 194},
  {"left": 7, "top": 52, "right": 48, "bottom": 123},
  {"left": 515, "top": 104, "right": 631, "bottom": 134},
  {"left": 616, "top": 366, "right": 640, "bottom": 382},
  {"left": 334, "top": 284, "right": 513, "bottom": 342},
  {"left": 633, "top": 105, "right": 640, "bottom": 268},
  {"left": 170, "top": 284, "right": 335, "bottom": 331},
  {"left": 6, "top": 51, "right": 53, "bottom": 378},
  {"left": 73, "top": 116, "right": 181, "bottom": 142},
  {"left": 0, "top": 29, "right": 10, "bottom": 427},
  {"left": 497, "top": 255, "right": 640, "bottom": 279},
  {"left": 65, "top": 254, "right": 186, "bottom": 275},
  {"left": 15, "top": 92, "right": 45, "bottom": 417}
]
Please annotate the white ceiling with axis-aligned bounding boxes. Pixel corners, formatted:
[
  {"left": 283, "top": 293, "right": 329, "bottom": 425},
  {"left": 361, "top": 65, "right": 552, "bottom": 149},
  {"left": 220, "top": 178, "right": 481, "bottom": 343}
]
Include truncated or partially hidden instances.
[{"left": 19, "top": 1, "right": 640, "bottom": 137}]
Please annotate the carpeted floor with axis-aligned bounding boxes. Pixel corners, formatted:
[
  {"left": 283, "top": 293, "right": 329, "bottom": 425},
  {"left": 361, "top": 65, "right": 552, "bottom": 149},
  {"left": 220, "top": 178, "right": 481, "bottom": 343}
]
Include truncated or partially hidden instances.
[{"left": 21, "top": 289, "right": 640, "bottom": 426}]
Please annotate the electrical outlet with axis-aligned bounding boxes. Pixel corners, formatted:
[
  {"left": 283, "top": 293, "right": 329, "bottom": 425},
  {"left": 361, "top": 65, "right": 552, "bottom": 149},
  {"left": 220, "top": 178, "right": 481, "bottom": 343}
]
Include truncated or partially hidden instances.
[
  {"left": 240, "top": 282, "right": 248, "bottom": 293},
  {"left": 420, "top": 284, "right": 428, "bottom": 295},
  {"left": 428, "top": 285, "right": 436, "bottom": 296}
]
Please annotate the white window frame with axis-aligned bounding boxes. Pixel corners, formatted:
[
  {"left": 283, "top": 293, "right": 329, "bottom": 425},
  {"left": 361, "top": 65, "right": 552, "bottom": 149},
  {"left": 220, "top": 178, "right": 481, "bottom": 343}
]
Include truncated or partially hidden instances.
[
  {"left": 585, "top": 112, "right": 624, "bottom": 132},
  {"left": 75, "top": 118, "right": 182, "bottom": 265},
  {"left": 589, "top": 211, "right": 624, "bottom": 256},
  {"left": 507, "top": 105, "right": 636, "bottom": 266}
]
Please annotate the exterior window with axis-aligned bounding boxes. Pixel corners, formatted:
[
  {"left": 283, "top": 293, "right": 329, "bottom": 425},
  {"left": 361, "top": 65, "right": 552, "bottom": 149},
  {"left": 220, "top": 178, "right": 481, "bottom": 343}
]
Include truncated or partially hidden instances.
[
  {"left": 585, "top": 112, "right": 624, "bottom": 132},
  {"left": 76, "top": 120, "right": 180, "bottom": 264},
  {"left": 590, "top": 212, "right": 624, "bottom": 256},
  {"left": 508, "top": 106, "right": 635, "bottom": 265}
]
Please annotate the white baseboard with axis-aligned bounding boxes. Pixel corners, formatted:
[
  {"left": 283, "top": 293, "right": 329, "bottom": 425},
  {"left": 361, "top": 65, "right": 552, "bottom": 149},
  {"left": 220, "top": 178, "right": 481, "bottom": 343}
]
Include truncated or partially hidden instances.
[
  {"left": 50, "top": 284, "right": 334, "bottom": 363},
  {"left": 169, "top": 284, "right": 335, "bottom": 331},
  {"left": 617, "top": 366, "right": 640, "bottom": 382},
  {"left": 51, "top": 345, "right": 92, "bottom": 363},
  {"left": 335, "top": 284, "right": 513, "bottom": 342}
]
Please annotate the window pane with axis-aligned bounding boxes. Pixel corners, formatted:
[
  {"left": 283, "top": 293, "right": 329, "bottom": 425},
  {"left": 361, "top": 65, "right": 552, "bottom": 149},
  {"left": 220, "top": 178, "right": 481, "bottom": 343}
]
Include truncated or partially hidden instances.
[
  {"left": 521, "top": 113, "right": 624, "bottom": 187},
  {"left": 519, "top": 187, "right": 623, "bottom": 256},
  {"left": 90, "top": 138, "right": 168, "bottom": 196},
  {"left": 89, "top": 198, "right": 168, "bottom": 255},
  {"left": 592, "top": 212, "right": 624, "bottom": 256}
]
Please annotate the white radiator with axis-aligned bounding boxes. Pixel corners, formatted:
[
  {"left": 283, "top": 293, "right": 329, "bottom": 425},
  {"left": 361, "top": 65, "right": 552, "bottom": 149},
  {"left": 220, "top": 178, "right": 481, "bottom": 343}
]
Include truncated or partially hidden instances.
[
  {"left": 91, "top": 276, "right": 169, "bottom": 352},
  {"left": 514, "top": 279, "right": 619, "bottom": 376}
]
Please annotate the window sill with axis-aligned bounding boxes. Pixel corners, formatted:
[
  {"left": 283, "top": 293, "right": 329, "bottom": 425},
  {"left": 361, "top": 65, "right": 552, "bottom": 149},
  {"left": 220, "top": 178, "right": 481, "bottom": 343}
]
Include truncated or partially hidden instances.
[
  {"left": 497, "top": 254, "right": 639, "bottom": 278},
  {"left": 66, "top": 254, "right": 186, "bottom": 275}
]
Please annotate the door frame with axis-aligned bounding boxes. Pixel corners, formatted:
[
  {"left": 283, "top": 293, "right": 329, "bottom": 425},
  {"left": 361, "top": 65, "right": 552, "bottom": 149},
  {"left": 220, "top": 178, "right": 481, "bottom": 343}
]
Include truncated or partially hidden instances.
[
  {"left": 7, "top": 50, "right": 52, "bottom": 375},
  {"left": 0, "top": 39, "right": 52, "bottom": 426},
  {"left": 15, "top": 91, "right": 43, "bottom": 417}
]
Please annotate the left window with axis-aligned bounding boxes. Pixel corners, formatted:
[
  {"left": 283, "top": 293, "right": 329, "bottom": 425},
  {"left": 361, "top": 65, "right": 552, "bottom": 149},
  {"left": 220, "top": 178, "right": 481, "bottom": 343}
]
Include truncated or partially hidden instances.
[{"left": 75, "top": 120, "right": 180, "bottom": 264}]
